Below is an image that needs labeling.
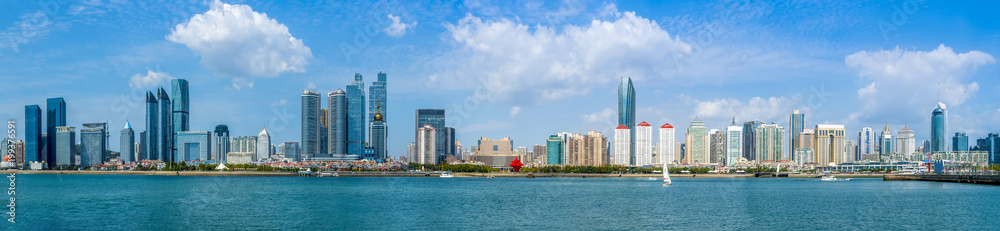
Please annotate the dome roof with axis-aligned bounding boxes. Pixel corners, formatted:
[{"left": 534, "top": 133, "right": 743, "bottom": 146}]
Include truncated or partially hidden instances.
[
  {"left": 616, "top": 124, "right": 629, "bottom": 129},
  {"left": 661, "top": 123, "right": 673, "bottom": 128},
  {"left": 637, "top": 121, "right": 650, "bottom": 127}
]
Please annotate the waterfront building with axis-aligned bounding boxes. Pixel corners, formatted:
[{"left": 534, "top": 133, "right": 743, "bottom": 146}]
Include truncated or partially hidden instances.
[
  {"left": 406, "top": 142, "right": 416, "bottom": 163},
  {"left": 24, "top": 105, "right": 41, "bottom": 168},
  {"left": 257, "top": 127, "right": 271, "bottom": 161},
  {"left": 547, "top": 135, "right": 565, "bottom": 165},
  {"left": 157, "top": 88, "right": 173, "bottom": 162},
  {"left": 369, "top": 72, "right": 387, "bottom": 128},
  {"left": 799, "top": 129, "right": 815, "bottom": 150},
  {"left": 80, "top": 123, "right": 107, "bottom": 166},
  {"left": 635, "top": 122, "right": 652, "bottom": 166},
  {"left": 659, "top": 123, "right": 677, "bottom": 164},
  {"left": 46, "top": 97, "right": 66, "bottom": 168},
  {"left": 794, "top": 148, "right": 814, "bottom": 165},
  {"left": 302, "top": 90, "right": 321, "bottom": 158},
  {"left": 844, "top": 139, "right": 857, "bottom": 164},
  {"left": 145, "top": 92, "right": 158, "bottom": 161},
  {"left": 953, "top": 132, "right": 969, "bottom": 151},
  {"left": 214, "top": 125, "right": 229, "bottom": 161},
  {"left": 415, "top": 109, "right": 445, "bottom": 162},
  {"left": 328, "top": 89, "right": 347, "bottom": 155},
  {"left": 319, "top": 109, "right": 328, "bottom": 155},
  {"left": 171, "top": 79, "right": 190, "bottom": 137},
  {"left": 347, "top": 73, "right": 366, "bottom": 156},
  {"left": 896, "top": 127, "right": 915, "bottom": 156},
  {"left": 814, "top": 124, "right": 846, "bottom": 165},
  {"left": 54, "top": 126, "right": 75, "bottom": 167},
  {"left": 754, "top": 123, "right": 784, "bottom": 162},
  {"left": 710, "top": 129, "right": 726, "bottom": 164},
  {"left": 742, "top": 121, "right": 762, "bottom": 161},
  {"left": 120, "top": 122, "right": 135, "bottom": 163},
  {"left": 879, "top": 125, "right": 893, "bottom": 158},
  {"left": 685, "top": 117, "right": 709, "bottom": 164},
  {"left": 533, "top": 145, "right": 546, "bottom": 162},
  {"left": 613, "top": 125, "right": 630, "bottom": 165},
  {"left": 986, "top": 133, "right": 999, "bottom": 165},
  {"left": 444, "top": 127, "right": 456, "bottom": 157},
  {"left": 284, "top": 142, "right": 300, "bottom": 161},
  {"left": 417, "top": 124, "right": 436, "bottom": 164},
  {"left": 931, "top": 102, "right": 948, "bottom": 152},
  {"left": 725, "top": 121, "right": 742, "bottom": 166},
  {"left": 566, "top": 131, "right": 607, "bottom": 166},
  {"left": 789, "top": 110, "right": 804, "bottom": 159},
  {"left": 369, "top": 104, "right": 387, "bottom": 161},
  {"left": 858, "top": 126, "right": 875, "bottom": 161},
  {"left": 618, "top": 77, "right": 636, "bottom": 165},
  {"left": 176, "top": 131, "right": 211, "bottom": 161},
  {"left": 455, "top": 141, "right": 465, "bottom": 160}
]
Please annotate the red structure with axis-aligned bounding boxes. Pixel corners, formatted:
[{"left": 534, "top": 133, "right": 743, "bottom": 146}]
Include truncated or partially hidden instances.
[{"left": 510, "top": 157, "right": 524, "bottom": 172}]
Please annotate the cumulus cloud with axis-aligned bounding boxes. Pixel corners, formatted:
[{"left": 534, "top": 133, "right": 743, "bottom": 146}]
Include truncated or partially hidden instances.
[
  {"left": 384, "top": 14, "right": 417, "bottom": 37},
  {"left": 509, "top": 106, "right": 521, "bottom": 118},
  {"left": 231, "top": 78, "right": 255, "bottom": 90},
  {"left": 845, "top": 44, "right": 995, "bottom": 122},
  {"left": 583, "top": 108, "right": 616, "bottom": 124},
  {"left": 0, "top": 11, "right": 52, "bottom": 53},
  {"left": 129, "top": 71, "right": 174, "bottom": 89},
  {"left": 431, "top": 11, "right": 692, "bottom": 104},
  {"left": 167, "top": 0, "right": 312, "bottom": 78},
  {"left": 693, "top": 96, "right": 803, "bottom": 124}
]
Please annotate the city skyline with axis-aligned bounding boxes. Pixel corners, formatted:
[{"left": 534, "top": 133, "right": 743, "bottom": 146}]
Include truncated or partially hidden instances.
[{"left": 1, "top": 1, "right": 999, "bottom": 159}]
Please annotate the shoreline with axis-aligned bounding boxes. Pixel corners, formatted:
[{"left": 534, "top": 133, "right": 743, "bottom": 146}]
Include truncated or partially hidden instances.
[{"left": 0, "top": 170, "right": 887, "bottom": 178}]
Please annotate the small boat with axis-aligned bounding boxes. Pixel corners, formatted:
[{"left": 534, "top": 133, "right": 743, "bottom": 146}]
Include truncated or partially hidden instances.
[
  {"left": 317, "top": 172, "right": 338, "bottom": 177},
  {"left": 647, "top": 177, "right": 658, "bottom": 180},
  {"left": 821, "top": 174, "right": 836, "bottom": 181},
  {"left": 440, "top": 172, "right": 455, "bottom": 178},
  {"left": 663, "top": 162, "right": 672, "bottom": 185}
]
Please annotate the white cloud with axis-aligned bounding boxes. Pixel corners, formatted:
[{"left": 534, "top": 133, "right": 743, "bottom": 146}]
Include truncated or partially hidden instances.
[
  {"left": 231, "top": 78, "right": 255, "bottom": 90},
  {"left": 845, "top": 44, "right": 995, "bottom": 122},
  {"left": 509, "top": 106, "right": 521, "bottom": 118},
  {"left": 693, "top": 96, "right": 803, "bottom": 123},
  {"left": 0, "top": 11, "right": 52, "bottom": 53},
  {"left": 306, "top": 81, "right": 316, "bottom": 90},
  {"left": 384, "top": 14, "right": 417, "bottom": 37},
  {"left": 583, "top": 107, "right": 616, "bottom": 124},
  {"left": 128, "top": 70, "right": 174, "bottom": 89},
  {"left": 167, "top": 0, "right": 312, "bottom": 77},
  {"left": 431, "top": 12, "right": 692, "bottom": 104}
]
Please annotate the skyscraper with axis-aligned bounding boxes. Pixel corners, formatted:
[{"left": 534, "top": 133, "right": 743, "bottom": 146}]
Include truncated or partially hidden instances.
[
  {"left": 214, "top": 125, "right": 230, "bottom": 162},
  {"left": 617, "top": 77, "right": 636, "bottom": 165},
  {"left": 742, "top": 121, "right": 762, "bottom": 161},
  {"left": 120, "top": 121, "right": 135, "bottom": 163},
  {"left": 369, "top": 103, "right": 387, "bottom": 161},
  {"left": 80, "top": 123, "right": 107, "bottom": 167},
  {"left": 319, "top": 109, "right": 328, "bottom": 155},
  {"left": 725, "top": 120, "right": 742, "bottom": 166},
  {"left": 684, "top": 117, "right": 709, "bottom": 164},
  {"left": 347, "top": 73, "right": 366, "bottom": 156},
  {"left": 710, "top": 129, "right": 726, "bottom": 164},
  {"left": 953, "top": 132, "right": 969, "bottom": 151},
  {"left": 301, "top": 90, "right": 321, "bottom": 157},
  {"left": 658, "top": 123, "right": 676, "bottom": 164},
  {"left": 24, "top": 105, "right": 41, "bottom": 167},
  {"left": 635, "top": 122, "right": 652, "bottom": 166},
  {"left": 858, "top": 127, "right": 875, "bottom": 161},
  {"left": 546, "top": 135, "right": 564, "bottom": 165},
  {"left": 157, "top": 88, "right": 173, "bottom": 162},
  {"left": 328, "top": 89, "right": 348, "bottom": 155},
  {"left": 931, "top": 102, "right": 948, "bottom": 152},
  {"left": 46, "top": 97, "right": 66, "bottom": 168},
  {"left": 284, "top": 142, "right": 300, "bottom": 162},
  {"left": 369, "top": 72, "right": 387, "bottom": 125},
  {"left": 54, "top": 126, "right": 74, "bottom": 167},
  {"left": 257, "top": 127, "right": 270, "bottom": 160},
  {"left": 171, "top": 79, "right": 190, "bottom": 135},
  {"left": 789, "top": 110, "right": 804, "bottom": 157},
  {"left": 879, "top": 125, "right": 893, "bottom": 157},
  {"left": 754, "top": 123, "right": 784, "bottom": 162},
  {"left": 145, "top": 92, "right": 158, "bottom": 161},
  {"left": 986, "top": 133, "right": 999, "bottom": 165},
  {"left": 176, "top": 131, "right": 211, "bottom": 161},
  {"left": 613, "top": 125, "right": 630, "bottom": 165},
  {"left": 415, "top": 109, "right": 445, "bottom": 163},
  {"left": 814, "top": 124, "right": 846, "bottom": 165},
  {"left": 444, "top": 127, "right": 456, "bottom": 157},
  {"left": 896, "top": 126, "right": 915, "bottom": 156},
  {"left": 417, "top": 124, "right": 436, "bottom": 164}
]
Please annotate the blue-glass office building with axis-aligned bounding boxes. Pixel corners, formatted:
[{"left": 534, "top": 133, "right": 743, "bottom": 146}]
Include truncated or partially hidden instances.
[
  {"left": 145, "top": 91, "right": 158, "bottom": 161},
  {"left": 158, "top": 88, "right": 173, "bottom": 162},
  {"left": 172, "top": 79, "right": 190, "bottom": 134},
  {"left": 930, "top": 102, "right": 948, "bottom": 152},
  {"left": 120, "top": 121, "right": 135, "bottom": 163},
  {"left": 347, "top": 74, "right": 366, "bottom": 156},
  {"left": 24, "top": 105, "right": 41, "bottom": 167},
  {"left": 80, "top": 123, "right": 106, "bottom": 167},
  {"left": 176, "top": 131, "right": 211, "bottom": 161},
  {"left": 618, "top": 77, "right": 635, "bottom": 165},
  {"left": 415, "top": 109, "right": 445, "bottom": 163},
  {"left": 546, "top": 135, "right": 564, "bottom": 165},
  {"left": 328, "top": 90, "right": 347, "bottom": 155},
  {"left": 953, "top": 132, "right": 968, "bottom": 151},
  {"left": 46, "top": 97, "right": 66, "bottom": 168},
  {"left": 301, "top": 90, "right": 321, "bottom": 157}
]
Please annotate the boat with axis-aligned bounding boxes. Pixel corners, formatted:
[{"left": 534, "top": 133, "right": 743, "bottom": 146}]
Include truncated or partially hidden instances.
[
  {"left": 648, "top": 177, "right": 658, "bottom": 180},
  {"left": 663, "top": 162, "right": 672, "bottom": 185},
  {"left": 317, "top": 172, "right": 338, "bottom": 177},
  {"left": 821, "top": 174, "right": 837, "bottom": 181},
  {"left": 440, "top": 172, "right": 455, "bottom": 178},
  {"left": 486, "top": 175, "right": 494, "bottom": 179}
]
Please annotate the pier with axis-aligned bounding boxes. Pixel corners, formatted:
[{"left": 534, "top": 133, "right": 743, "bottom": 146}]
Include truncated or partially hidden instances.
[{"left": 883, "top": 174, "right": 1000, "bottom": 185}]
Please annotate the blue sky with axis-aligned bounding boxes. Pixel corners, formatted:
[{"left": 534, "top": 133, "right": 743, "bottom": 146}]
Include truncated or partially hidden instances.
[{"left": 1, "top": 0, "right": 998, "bottom": 157}]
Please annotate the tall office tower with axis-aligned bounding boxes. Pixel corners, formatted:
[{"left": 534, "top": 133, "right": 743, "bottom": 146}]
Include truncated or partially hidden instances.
[
  {"left": 613, "top": 125, "right": 630, "bottom": 165},
  {"left": 347, "top": 73, "right": 366, "bottom": 156},
  {"left": 635, "top": 122, "right": 652, "bottom": 166},
  {"left": 896, "top": 126, "right": 915, "bottom": 156},
  {"left": 417, "top": 124, "right": 436, "bottom": 164},
  {"left": 617, "top": 77, "right": 636, "bottom": 165},
  {"left": 710, "top": 129, "right": 726, "bottom": 164},
  {"left": 725, "top": 119, "right": 742, "bottom": 166},
  {"left": 283, "top": 142, "right": 300, "bottom": 162},
  {"left": 145, "top": 92, "right": 158, "bottom": 161},
  {"left": 138, "top": 131, "right": 146, "bottom": 161},
  {"left": 658, "top": 123, "right": 676, "bottom": 164},
  {"left": 46, "top": 97, "right": 66, "bottom": 168},
  {"left": 953, "top": 132, "right": 969, "bottom": 151},
  {"left": 858, "top": 127, "right": 875, "bottom": 161},
  {"left": 369, "top": 72, "right": 387, "bottom": 125},
  {"left": 814, "top": 124, "right": 846, "bottom": 165},
  {"left": 24, "top": 105, "right": 41, "bottom": 167},
  {"left": 798, "top": 129, "right": 815, "bottom": 150},
  {"left": 754, "top": 123, "right": 784, "bottom": 162},
  {"left": 415, "top": 109, "right": 445, "bottom": 163},
  {"left": 80, "top": 123, "right": 107, "bottom": 166},
  {"left": 684, "top": 117, "right": 709, "bottom": 164},
  {"left": 455, "top": 140, "right": 465, "bottom": 160},
  {"left": 844, "top": 139, "right": 857, "bottom": 164},
  {"left": 406, "top": 142, "right": 416, "bottom": 163},
  {"left": 547, "top": 135, "right": 565, "bottom": 165},
  {"left": 176, "top": 131, "right": 211, "bottom": 161},
  {"left": 319, "top": 109, "right": 328, "bottom": 155},
  {"left": 789, "top": 110, "right": 804, "bottom": 158},
  {"left": 987, "top": 133, "right": 999, "bottom": 165},
  {"left": 931, "top": 102, "right": 948, "bottom": 152},
  {"left": 55, "top": 126, "right": 75, "bottom": 167},
  {"left": 120, "top": 121, "right": 135, "bottom": 163},
  {"left": 444, "top": 127, "right": 456, "bottom": 157},
  {"left": 369, "top": 104, "right": 387, "bottom": 161},
  {"left": 920, "top": 140, "right": 931, "bottom": 153},
  {"left": 301, "top": 90, "right": 321, "bottom": 157},
  {"left": 157, "top": 88, "right": 173, "bottom": 162},
  {"left": 214, "top": 125, "right": 230, "bottom": 162},
  {"left": 257, "top": 127, "right": 270, "bottom": 160},
  {"left": 171, "top": 79, "right": 190, "bottom": 135},
  {"left": 328, "top": 89, "right": 348, "bottom": 155},
  {"left": 879, "top": 125, "right": 893, "bottom": 158},
  {"left": 742, "top": 121, "right": 762, "bottom": 161}
]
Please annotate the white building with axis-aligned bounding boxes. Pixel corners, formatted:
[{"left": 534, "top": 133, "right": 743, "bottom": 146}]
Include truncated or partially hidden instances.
[
  {"left": 858, "top": 126, "right": 875, "bottom": 161},
  {"left": 635, "top": 122, "right": 653, "bottom": 166},
  {"left": 417, "top": 124, "right": 436, "bottom": 164},
  {"left": 896, "top": 126, "right": 916, "bottom": 156},
  {"left": 658, "top": 123, "right": 676, "bottom": 164},
  {"left": 256, "top": 127, "right": 271, "bottom": 161},
  {"left": 613, "top": 125, "right": 631, "bottom": 166},
  {"left": 726, "top": 124, "right": 742, "bottom": 166}
]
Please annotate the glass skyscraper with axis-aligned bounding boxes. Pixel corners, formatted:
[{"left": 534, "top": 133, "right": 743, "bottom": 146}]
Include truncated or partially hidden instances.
[
  {"left": 369, "top": 105, "right": 386, "bottom": 161},
  {"left": 120, "top": 121, "right": 135, "bottom": 163},
  {"left": 742, "top": 121, "right": 762, "bottom": 161},
  {"left": 415, "top": 109, "right": 445, "bottom": 163},
  {"left": 617, "top": 77, "right": 635, "bottom": 165},
  {"left": 301, "top": 90, "right": 321, "bottom": 157},
  {"left": 171, "top": 79, "right": 190, "bottom": 134},
  {"left": 176, "top": 131, "right": 211, "bottom": 161},
  {"left": 931, "top": 102, "right": 948, "bottom": 152},
  {"left": 24, "top": 105, "right": 41, "bottom": 168},
  {"left": 46, "top": 97, "right": 66, "bottom": 168},
  {"left": 789, "top": 110, "right": 804, "bottom": 159},
  {"left": 158, "top": 88, "right": 173, "bottom": 162},
  {"left": 54, "top": 126, "right": 74, "bottom": 167},
  {"left": 347, "top": 73, "right": 366, "bottom": 156},
  {"left": 145, "top": 91, "right": 158, "bottom": 161},
  {"left": 369, "top": 72, "right": 386, "bottom": 124},
  {"left": 546, "top": 135, "right": 564, "bottom": 165},
  {"left": 80, "top": 123, "right": 107, "bottom": 167},
  {"left": 952, "top": 132, "right": 969, "bottom": 151},
  {"left": 214, "top": 125, "right": 230, "bottom": 162},
  {"left": 328, "top": 89, "right": 347, "bottom": 155}
]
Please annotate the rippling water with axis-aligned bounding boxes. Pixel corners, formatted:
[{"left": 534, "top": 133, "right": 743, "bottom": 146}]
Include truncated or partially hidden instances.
[{"left": 7, "top": 174, "right": 1000, "bottom": 230}]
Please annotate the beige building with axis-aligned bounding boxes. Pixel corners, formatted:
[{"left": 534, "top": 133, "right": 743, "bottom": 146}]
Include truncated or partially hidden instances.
[
  {"left": 566, "top": 131, "right": 608, "bottom": 166},
  {"left": 476, "top": 137, "right": 513, "bottom": 156},
  {"left": 814, "top": 124, "right": 846, "bottom": 165}
]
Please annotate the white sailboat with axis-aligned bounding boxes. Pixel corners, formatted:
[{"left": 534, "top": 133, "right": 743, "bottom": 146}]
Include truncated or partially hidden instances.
[{"left": 663, "top": 162, "right": 672, "bottom": 185}]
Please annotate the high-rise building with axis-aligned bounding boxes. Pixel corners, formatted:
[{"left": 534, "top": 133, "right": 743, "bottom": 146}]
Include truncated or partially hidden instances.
[
  {"left": 710, "top": 129, "right": 726, "bottom": 164},
  {"left": 328, "top": 89, "right": 347, "bottom": 155},
  {"left": 931, "top": 102, "right": 948, "bottom": 152},
  {"left": 214, "top": 125, "right": 229, "bottom": 162},
  {"left": 985, "top": 133, "right": 999, "bottom": 165},
  {"left": 145, "top": 92, "right": 158, "bottom": 161},
  {"left": 795, "top": 129, "right": 815, "bottom": 165},
  {"left": 635, "top": 122, "right": 652, "bottom": 166},
  {"left": 347, "top": 73, "right": 366, "bottom": 156},
  {"left": 789, "top": 110, "right": 804, "bottom": 157},
  {"left": 754, "top": 123, "right": 784, "bottom": 162},
  {"left": 369, "top": 72, "right": 387, "bottom": 128},
  {"left": 568, "top": 131, "right": 607, "bottom": 166},
  {"left": 618, "top": 77, "right": 636, "bottom": 165},
  {"left": 171, "top": 79, "right": 190, "bottom": 136},
  {"left": 879, "top": 125, "right": 893, "bottom": 157},
  {"left": 444, "top": 127, "right": 456, "bottom": 157},
  {"left": 283, "top": 142, "right": 300, "bottom": 162},
  {"left": 858, "top": 127, "right": 875, "bottom": 161},
  {"left": 953, "top": 132, "right": 969, "bottom": 151},
  {"left": 613, "top": 125, "right": 630, "bottom": 165},
  {"left": 120, "top": 121, "right": 135, "bottom": 163},
  {"left": 176, "top": 131, "right": 211, "bottom": 161},
  {"left": 417, "top": 124, "right": 436, "bottom": 164},
  {"left": 157, "top": 88, "right": 173, "bottom": 162},
  {"left": 658, "top": 123, "right": 676, "bottom": 164},
  {"left": 369, "top": 104, "right": 387, "bottom": 161},
  {"left": 844, "top": 139, "right": 857, "bottom": 164},
  {"left": 257, "top": 127, "right": 270, "bottom": 161},
  {"left": 742, "top": 121, "right": 762, "bottom": 161},
  {"left": 684, "top": 117, "right": 709, "bottom": 164},
  {"left": 532, "top": 144, "right": 546, "bottom": 162},
  {"left": 319, "top": 109, "right": 328, "bottom": 155},
  {"left": 415, "top": 109, "right": 445, "bottom": 163},
  {"left": 46, "top": 97, "right": 66, "bottom": 168},
  {"left": 725, "top": 120, "right": 742, "bottom": 166},
  {"left": 546, "top": 135, "right": 564, "bottom": 165},
  {"left": 896, "top": 126, "right": 915, "bottom": 156},
  {"left": 80, "top": 123, "right": 107, "bottom": 167},
  {"left": 814, "top": 124, "right": 846, "bottom": 165},
  {"left": 24, "top": 105, "right": 41, "bottom": 168},
  {"left": 301, "top": 90, "right": 321, "bottom": 157},
  {"left": 54, "top": 126, "right": 75, "bottom": 167}
]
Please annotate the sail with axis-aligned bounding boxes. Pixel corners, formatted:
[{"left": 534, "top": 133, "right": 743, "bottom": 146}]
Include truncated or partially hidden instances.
[{"left": 663, "top": 162, "right": 672, "bottom": 185}]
